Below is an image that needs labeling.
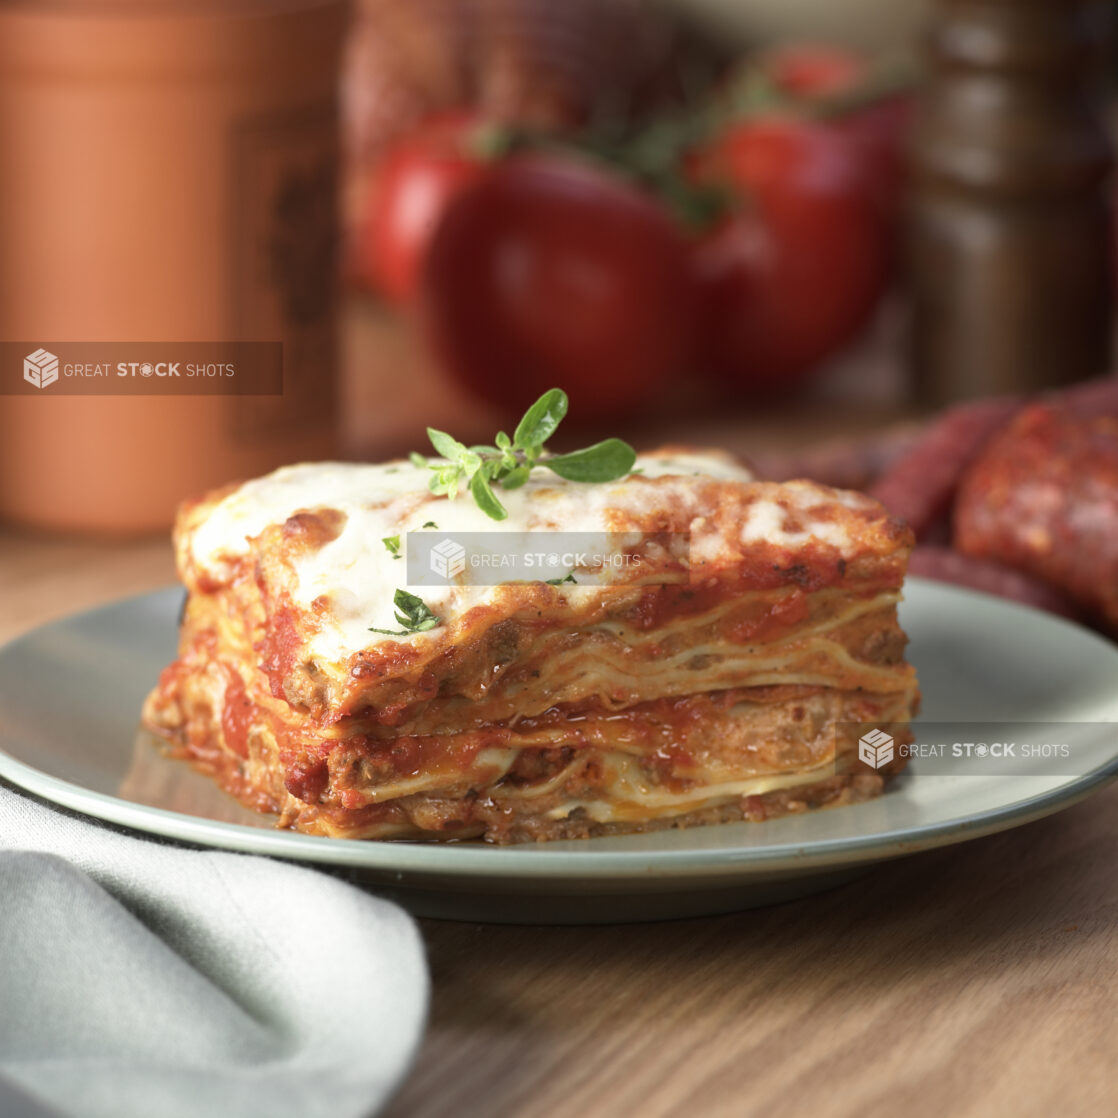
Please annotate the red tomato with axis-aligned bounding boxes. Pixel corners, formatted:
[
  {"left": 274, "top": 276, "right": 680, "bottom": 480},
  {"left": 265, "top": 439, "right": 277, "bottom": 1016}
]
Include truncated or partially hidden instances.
[
  {"left": 363, "top": 112, "right": 487, "bottom": 304},
  {"left": 421, "top": 155, "right": 694, "bottom": 420},
  {"left": 762, "top": 44, "right": 911, "bottom": 222},
  {"left": 763, "top": 44, "right": 866, "bottom": 97},
  {"left": 691, "top": 117, "right": 889, "bottom": 394}
]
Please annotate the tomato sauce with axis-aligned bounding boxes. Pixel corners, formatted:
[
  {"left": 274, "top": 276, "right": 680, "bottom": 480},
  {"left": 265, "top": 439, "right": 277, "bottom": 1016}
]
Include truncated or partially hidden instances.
[{"left": 220, "top": 667, "right": 253, "bottom": 759}]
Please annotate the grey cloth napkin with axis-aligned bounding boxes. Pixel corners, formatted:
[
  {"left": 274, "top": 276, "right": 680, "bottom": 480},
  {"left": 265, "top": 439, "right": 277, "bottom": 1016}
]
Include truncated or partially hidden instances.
[{"left": 0, "top": 784, "right": 429, "bottom": 1118}]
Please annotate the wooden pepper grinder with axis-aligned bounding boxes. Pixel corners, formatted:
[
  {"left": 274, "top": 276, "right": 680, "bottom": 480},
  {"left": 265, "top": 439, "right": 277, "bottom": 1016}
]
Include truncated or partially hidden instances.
[{"left": 908, "top": 0, "right": 1114, "bottom": 404}]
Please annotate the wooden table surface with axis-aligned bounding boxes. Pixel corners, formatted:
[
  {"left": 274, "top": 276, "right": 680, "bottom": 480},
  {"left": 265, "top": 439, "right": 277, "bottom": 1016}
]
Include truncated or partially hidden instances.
[{"left": 2, "top": 524, "right": 1116, "bottom": 1118}]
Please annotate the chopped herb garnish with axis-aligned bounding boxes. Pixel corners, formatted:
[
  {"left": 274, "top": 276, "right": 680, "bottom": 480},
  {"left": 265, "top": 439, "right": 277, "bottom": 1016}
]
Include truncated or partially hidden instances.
[
  {"left": 546, "top": 573, "right": 577, "bottom": 586},
  {"left": 381, "top": 535, "right": 402, "bottom": 559},
  {"left": 421, "top": 521, "right": 438, "bottom": 529},
  {"left": 419, "top": 389, "right": 636, "bottom": 521},
  {"left": 369, "top": 589, "right": 441, "bottom": 636}
]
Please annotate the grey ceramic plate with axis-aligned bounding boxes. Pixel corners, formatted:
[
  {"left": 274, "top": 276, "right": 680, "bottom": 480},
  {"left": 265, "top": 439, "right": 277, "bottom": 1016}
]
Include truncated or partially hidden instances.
[{"left": 1, "top": 579, "right": 1116, "bottom": 924}]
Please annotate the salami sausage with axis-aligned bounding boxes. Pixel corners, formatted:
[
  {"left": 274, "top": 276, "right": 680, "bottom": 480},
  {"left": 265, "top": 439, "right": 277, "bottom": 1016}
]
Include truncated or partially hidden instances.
[
  {"left": 868, "top": 397, "right": 1020, "bottom": 538},
  {"left": 749, "top": 424, "right": 922, "bottom": 491},
  {"left": 907, "top": 546, "right": 1080, "bottom": 620},
  {"left": 1049, "top": 374, "right": 1118, "bottom": 418},
  {"left": 954, "top": 404, "right": 1118, "bottom": 631}
]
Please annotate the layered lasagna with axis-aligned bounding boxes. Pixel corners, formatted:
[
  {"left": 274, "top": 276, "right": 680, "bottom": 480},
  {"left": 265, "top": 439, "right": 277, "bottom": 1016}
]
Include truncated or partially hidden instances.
[{"left": 142, "top": 449, "right": 919, "bottom": 843}]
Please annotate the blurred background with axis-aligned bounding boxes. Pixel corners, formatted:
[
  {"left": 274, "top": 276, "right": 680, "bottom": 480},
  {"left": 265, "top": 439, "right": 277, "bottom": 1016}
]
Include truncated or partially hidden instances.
[
  {"left": 0, "top": 0, "right": 1114, "bottom": 535},
  {"left": 339, "top": 0, "right": 927, "bottom": 454}
]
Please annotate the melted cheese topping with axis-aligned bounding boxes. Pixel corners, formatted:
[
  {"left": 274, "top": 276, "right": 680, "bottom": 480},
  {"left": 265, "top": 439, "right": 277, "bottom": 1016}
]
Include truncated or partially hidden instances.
[
  {"left": 185, "top": 450, "right": 882, "bottom": 663},
  {"left": 737, "top": 481, "right": 866, "bottom": 550}
]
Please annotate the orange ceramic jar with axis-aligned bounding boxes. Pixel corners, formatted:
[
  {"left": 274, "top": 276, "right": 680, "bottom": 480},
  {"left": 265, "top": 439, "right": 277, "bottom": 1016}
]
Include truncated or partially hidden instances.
[{"left": 0, "top": 0, "right": 349, "bottom": 533}]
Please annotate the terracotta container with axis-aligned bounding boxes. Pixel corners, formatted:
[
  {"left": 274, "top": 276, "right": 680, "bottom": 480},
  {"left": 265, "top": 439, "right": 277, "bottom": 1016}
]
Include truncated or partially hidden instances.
[{"left": 0, "top": 0, "right": 349, "bottom": 534}]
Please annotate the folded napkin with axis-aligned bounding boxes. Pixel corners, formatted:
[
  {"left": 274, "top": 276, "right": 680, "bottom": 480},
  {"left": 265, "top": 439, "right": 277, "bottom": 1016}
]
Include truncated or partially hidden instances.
[{"left": 0, "top": 783, "right": 429, "bottom": 1118}]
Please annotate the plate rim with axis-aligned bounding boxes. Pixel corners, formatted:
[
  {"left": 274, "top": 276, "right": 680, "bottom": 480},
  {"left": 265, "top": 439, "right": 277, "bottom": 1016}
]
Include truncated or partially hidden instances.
[{"left": 1, "top": 580, "right": 1117, "bottom": 882}]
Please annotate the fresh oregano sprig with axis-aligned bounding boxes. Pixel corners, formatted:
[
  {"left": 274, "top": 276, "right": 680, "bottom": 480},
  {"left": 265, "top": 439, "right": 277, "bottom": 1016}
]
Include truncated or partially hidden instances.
[
  {"left": 369, "top": 589, "right": 441, "bottom": 637},
  {"left": 414, "top": 389, "right": 637, "bottom": 521}
]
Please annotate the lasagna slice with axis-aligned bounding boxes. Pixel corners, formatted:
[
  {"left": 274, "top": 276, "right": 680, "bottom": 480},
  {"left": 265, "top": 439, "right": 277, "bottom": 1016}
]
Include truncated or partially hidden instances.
[{"left": 142, "top": 449, "right": 919, "bottom": 843}]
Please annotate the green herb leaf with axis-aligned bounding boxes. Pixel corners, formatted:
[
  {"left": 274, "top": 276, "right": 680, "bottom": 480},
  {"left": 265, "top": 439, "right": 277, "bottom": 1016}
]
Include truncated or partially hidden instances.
[
  {"left": 421, "top": 520, "right": 438, "bottom": 529},
  {"left": 394, "top": 589, "right": 441, "bottom": 631},
  {"left": 382, "top": 535, "right": 401, "bottom": 558},
  {"left": 410, "top": 389, "right": 636, "bottom": 518},
  {"left": 499, "top": 466, "right": 531, "bottom": 490},
  {"left": 369, "top": 588, "right": 442, "bottom": 636},
  {"left": 546, "top": 572, "right": 577, "bottom": 585},
  {"left": 427, "top": 427, "right": 471, "bottom": 463},
  {"left": 409, "top": 452, "right": 428, "bottom": 468},
  {"left": 514, "top": 389, "right": 568, "bottom": 450},
  {"left": 545, "top": 438, "right": 637, "bottom": 483},
  {"left": 470, "top": 470, "right": 508, "bottom": 520},
  {"left": 429, "top": 466, "right": 461, "bottom": 497}
]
